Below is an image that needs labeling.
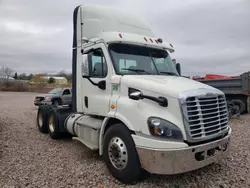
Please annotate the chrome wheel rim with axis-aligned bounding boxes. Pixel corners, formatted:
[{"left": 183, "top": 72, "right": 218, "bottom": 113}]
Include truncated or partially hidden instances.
[
  {"left": 48, "top": 115, "right": 55, "bottom": 133},
  {"left": 38, "top": 111, "right": 43, "bottom": 127},
  {"left": 108, "top": 137, "right": 128, "bottom": 170}
]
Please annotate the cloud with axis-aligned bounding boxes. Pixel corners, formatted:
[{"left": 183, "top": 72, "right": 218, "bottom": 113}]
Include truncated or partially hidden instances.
[
  {"left": 1, "top": 20, "right": 63, "bottom": 35},
  {"left": 0, "top": 0, "right": 249, "bottom": 76}
]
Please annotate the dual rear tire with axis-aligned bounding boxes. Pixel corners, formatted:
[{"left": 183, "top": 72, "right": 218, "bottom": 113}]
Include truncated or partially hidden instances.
[
  {"left": 36, "top": 105, "right": 49, "bottom": 133},
  {"left": 47, "top": 109, "right": 62, "bottom": 139},
  {"left": 36, "top": 105, "right": 62, "bottom": 139}
]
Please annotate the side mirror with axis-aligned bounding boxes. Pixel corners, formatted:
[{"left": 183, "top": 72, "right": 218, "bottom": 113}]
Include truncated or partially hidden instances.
[
  {"left": 82, "top": 54, "right": 90, "bottom": 77},
  {"left": 129, "top": 91, "right": 142, "bottom": 100},
  {"left": 176, "top": 63, "right": 181, "bottom": 75},
  {"left": 98, "top": 80, "right": 106, "bottom": 90}
]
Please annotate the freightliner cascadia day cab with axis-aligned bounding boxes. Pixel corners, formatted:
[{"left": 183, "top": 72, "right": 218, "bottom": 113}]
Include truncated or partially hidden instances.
[{"left": 36, "top": 4, "right": 231, "bottom": 184}]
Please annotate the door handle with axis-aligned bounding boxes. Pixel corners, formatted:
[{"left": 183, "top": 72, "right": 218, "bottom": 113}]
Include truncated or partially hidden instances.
[{"left": 84, "top": 96, "right": 88, "bottom": 108}]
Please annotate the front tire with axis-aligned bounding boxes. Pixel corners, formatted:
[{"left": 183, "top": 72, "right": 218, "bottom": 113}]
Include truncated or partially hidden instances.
[{"left": 103, "top": 123, "right": 142, "bottom": 184}]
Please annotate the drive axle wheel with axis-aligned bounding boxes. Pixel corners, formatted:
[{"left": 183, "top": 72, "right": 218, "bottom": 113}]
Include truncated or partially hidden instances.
[
  {"left": 36, "top": 105, "right": 49, "bottom": 133},
  {"left": 48, "top": 114, "right": 55, "bottom": 133},
  {"left": 103, "top": 123, "right": 142, "bottom": 184},
  {"left": 48, "top": 109, "right": 61, "bottom": 139},
  {"left": 38, "top": 110, "right": 43, "bottom": 127}
]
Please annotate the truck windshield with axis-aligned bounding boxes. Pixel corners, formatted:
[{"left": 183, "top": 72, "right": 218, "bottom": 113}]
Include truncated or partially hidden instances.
[
  {"left": 109, "top": 43, "right": 179, "bottom": 76},
  {"left": 48, "top": 88, "right": 63, "bottom": 94}
]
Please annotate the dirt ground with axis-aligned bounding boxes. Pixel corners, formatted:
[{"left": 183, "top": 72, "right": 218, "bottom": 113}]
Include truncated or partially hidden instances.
[{"left": 0, "top": 92, "right": 249, "bottom": 188}]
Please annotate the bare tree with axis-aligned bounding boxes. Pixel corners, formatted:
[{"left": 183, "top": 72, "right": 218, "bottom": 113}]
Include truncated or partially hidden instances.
[
  {"left": 57, "top": 70, "right": 67, "bottom": 77},
  {"left": 0, "top": 66, "right": 14, "bottom": 83}
]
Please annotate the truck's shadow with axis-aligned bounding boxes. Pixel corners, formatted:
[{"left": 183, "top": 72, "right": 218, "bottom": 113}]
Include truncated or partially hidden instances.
[
  {"left": 56, "top": 136, "right": 227, "bottom": 185},
  {"left": 147, "top": 163, "right": 222, "bottom": 180}
]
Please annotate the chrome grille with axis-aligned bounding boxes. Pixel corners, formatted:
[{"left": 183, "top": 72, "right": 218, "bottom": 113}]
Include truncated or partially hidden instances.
[
  {"left": 36, "top": 97, "right": 44, "bottom": 101},
  {"left": 184, "top": 94, "right": 228, "bottom": 139}
]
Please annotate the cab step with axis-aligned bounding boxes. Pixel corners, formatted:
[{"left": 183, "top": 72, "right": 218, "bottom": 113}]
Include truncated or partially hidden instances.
[{"left": 73, "top": 115, "right": 104, "bottom": 150}]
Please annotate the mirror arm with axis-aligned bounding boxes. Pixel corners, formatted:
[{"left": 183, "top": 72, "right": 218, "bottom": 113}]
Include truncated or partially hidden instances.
[
  {"left": 129, "top": 92, "right": 168, "bottom": 107},
  {"left": 82, "top": 76, "right": 98, "bottom": 86},
  {"left": 82, "top": 76, "right": 106, "bottom": 90},
  {"left": 87, "top": 77, "right": 98, "bottom": 86},
  {"left": 143, "top": 95, "right": 168, "bottom": 107}
]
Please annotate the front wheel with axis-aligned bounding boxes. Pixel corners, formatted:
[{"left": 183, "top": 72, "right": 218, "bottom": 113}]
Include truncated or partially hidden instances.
[{"left": 103, "top": 123, "right": 142, "bottom": 184}]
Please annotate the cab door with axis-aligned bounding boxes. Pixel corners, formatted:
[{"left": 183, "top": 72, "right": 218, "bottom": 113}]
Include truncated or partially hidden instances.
[
  {"left": 81, "top": 43, "right": 112, "bottom": 116},
  {"left": 61, "top": 88, "right": 71, "bottom": 105}
]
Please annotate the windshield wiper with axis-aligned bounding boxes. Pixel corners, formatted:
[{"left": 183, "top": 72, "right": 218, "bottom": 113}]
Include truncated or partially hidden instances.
[
  {"left": 122, "top": 68, "right": 150, "bottom": 74},
  {"left": 159, "top": 71, "right": 179, "bottom": 76}
]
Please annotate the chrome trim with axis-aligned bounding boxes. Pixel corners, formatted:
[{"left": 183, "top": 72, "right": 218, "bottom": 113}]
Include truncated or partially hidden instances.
[{"left": 178, "top": 88, "right": 229, "bottom": 143}]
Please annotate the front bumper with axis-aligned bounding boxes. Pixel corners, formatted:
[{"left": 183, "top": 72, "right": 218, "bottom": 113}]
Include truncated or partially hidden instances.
[
  {"left": 34, "top": 100, "right": 52, "bottom": 106},
  {"left": 136, "top": 128, "right": 231, "bottom": 175}
]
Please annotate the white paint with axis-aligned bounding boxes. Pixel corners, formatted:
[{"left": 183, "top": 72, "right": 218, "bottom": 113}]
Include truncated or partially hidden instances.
[
  {"left": 71, "top": 5, "right": 230, "bottom": 167},
  {"left": 121, "top": 75, "right": 215, "bottom": 98},
  {"left": 96, "top": 31, "right": 174, "bottom": 53},
  {"left": 132, "top": 134, "right": 188, "bottom": 149},
  {"left": 79, "top": 42, "right": 113, "bottom": 116}
]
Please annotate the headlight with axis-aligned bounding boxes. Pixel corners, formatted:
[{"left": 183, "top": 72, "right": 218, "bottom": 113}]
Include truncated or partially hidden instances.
[
  {"left": 45, "top": 96, "right": 51, "bottom": 101},
  {"left": 147, "top": 117, "right": 183, "bottom": 141}
]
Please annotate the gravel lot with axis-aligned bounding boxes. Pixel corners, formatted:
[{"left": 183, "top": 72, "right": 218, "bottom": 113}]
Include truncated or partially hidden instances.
[{"left": 0, "top": 91, "right": 249, "bottom": 188}]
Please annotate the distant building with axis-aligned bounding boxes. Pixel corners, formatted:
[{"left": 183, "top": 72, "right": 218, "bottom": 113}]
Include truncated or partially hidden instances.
[
  {"left": 42, "top": 76, "right": 68, "bottom": 85},
  {"left": 0, "top": 76, "right": 15, "bottom": 83}
]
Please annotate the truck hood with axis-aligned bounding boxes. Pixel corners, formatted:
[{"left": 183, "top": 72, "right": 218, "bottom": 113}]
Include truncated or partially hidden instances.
[
  {"left": 121, "top": 75, "right": 219, "bottom": 98},
  {"left": 36, "top": 93, "right": 59, "bottom": 98}
]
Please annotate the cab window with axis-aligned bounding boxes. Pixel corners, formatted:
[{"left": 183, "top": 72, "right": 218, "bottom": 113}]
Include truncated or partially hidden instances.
[
  {"left": 87, "top": 49, "right": 108, "bottom": 78},
  {"left": 63, "top": 89, "right": 70, "bottom": 95}
]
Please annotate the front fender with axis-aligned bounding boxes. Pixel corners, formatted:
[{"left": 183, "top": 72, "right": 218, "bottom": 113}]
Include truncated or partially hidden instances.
[
  {"left": 98, "top": 115, "right": 135, "bottom": 155},
  {"left": 99, "top": 117, "right": 109, "bottom": 155}
]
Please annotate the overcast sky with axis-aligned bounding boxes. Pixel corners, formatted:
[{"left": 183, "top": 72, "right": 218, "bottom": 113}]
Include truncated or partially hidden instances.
[{"left": 0, "top": 0, "right": 249, "bottom": 76}]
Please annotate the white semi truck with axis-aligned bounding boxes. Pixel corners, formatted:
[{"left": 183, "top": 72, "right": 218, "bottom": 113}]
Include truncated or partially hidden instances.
[{"left": 36, "top": 4, "right": 231, "bottom": 184}]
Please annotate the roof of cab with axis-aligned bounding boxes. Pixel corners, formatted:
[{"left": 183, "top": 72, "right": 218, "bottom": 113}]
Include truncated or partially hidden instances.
[
  {"left": 89, "top": 31, "right": 175, "bottom": 53},
  {"left": 78, "top": 4, "right": 174, "bottom": 52}
]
